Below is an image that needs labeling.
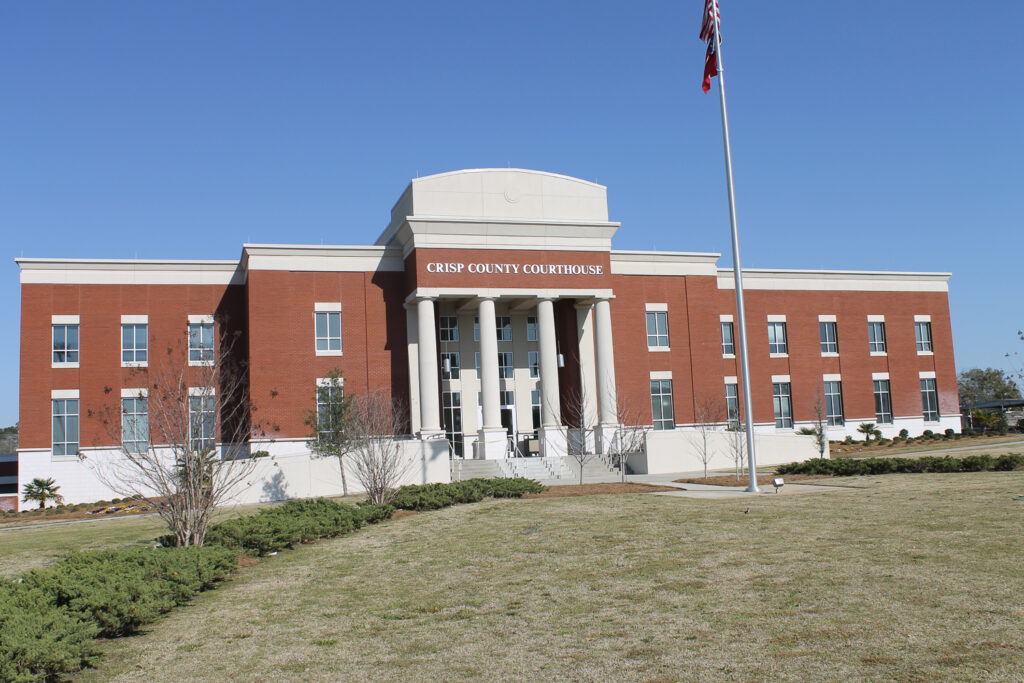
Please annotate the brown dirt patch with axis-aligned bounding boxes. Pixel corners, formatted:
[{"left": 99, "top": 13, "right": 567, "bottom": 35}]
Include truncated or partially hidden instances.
[
  {"left": 236, "top": 554, "right": 259, "bottom": 569},
  {"left": 674, "top": 474, "right": 830, "bottom": 487},
  {"left": 524, "top": 482, "right": 677, "bottom": 498},
  {"left": 389, "top": 509, "right": 419, "bottom": 520}
]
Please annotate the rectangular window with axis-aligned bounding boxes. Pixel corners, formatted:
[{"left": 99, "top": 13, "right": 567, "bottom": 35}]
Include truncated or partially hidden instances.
[
  {"left": 773, "top": 382, "right": 793, "bottom": 428},
  {"left": 646, "top": 311, "right": 669, "bottom": 348},
  {"left": 52, "top": 324, "right": 80, "bottom": 365},
  {"left": 721, "top": 322, "right": 735, "bottom": 355},
  {"left": 497, "top": 316, "right": 512, "bottom": 342},
  {"left": 475, "top": 352, "right": 480, "bottom": 372},
  {"left": 531, "top": 389, "right": 541, "bottom": 432},
  {"left": 768, "top": 322, "right": 788, "bottom": 355},
  {"left": 921, "top": 378, "right": 940, "bottom": 422},
  {"left": 52, "top": 398, "right": 79, "bottom": 456},
  {"left": 498, "top": 351, "right": 514, "bottom": 379},
  {"left": 824, "top": 381, "right": 844, "bottom": 426},
  {"left": 868, "top": 321, "right": 887, "bottom": 353},
  {"left": 527, "top": 316, "right": 538, "bottom": 342},
  {"left": 528, "top": 351, "right": 539, "bottom": 378},
  {"left": 442, "top": 391, "right": 464, "bottom": 458},
  {"left": 314, "top": 312, "right": 341, "bottom": 354},
  {"left": 188, "top": 322, "right": 215, "bottom": 363},
  {"left": 439, "top": 316, "right": 459, "bottom": 343},
  {"left": 915, "top": 322, "right": 933, "bottom": 353},
  {"left": 819, "top": 322, "right": 838, "bottom": 354},
  {"left": 189, "top": 394, "right": 216, "bottom": 452},
  {"left": 873, "top": 380, "right": 893, "bottom": 424},
  {"left": 473, "top": 317, "right": 479, "bottom": 342},
  {"left": 316, "top": 382, "right": 345, "bottom": 442},
  {"left": 650, "top": 379, "right": 675, "bottom": 430},
  {"left": 725, "top": 383, "right": 740, "bottom": 428},
  {"left": 121, "top": 396, "right": 149, "bottom": 454},
  {"left": 441, "top": 352, "right": 460, "bottom": 380},
  {"left": 122, "top": 324, "right": 148, "bottom": 365}
]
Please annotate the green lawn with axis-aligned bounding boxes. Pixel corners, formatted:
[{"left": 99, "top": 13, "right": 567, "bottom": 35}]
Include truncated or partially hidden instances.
[{"left": 76, "top": 472, "right": 1023, "bottom": 682}]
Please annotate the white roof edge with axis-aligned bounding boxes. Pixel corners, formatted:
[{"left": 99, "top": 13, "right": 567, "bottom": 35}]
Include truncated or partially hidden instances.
[
  {"left": 410, "top": 168, "right": 607, "bottom": 191},
  {"left": 242, "top": 243, "right": 397, "bottom": 251},
  {"left": 16, "top": 257, "right": 241, "bottom": 270},
  {"left": 717, "top": 268, "right": 952, "bottom": 280},
  {"left": 406, "top": 215, "right": 621, "bottom": 228},
  {"left": 612, "top": 250, "right": 721, "bottom": 261}
]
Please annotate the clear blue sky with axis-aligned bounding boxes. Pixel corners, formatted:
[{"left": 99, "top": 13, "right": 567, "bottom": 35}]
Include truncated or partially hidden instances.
[{"left": 3, "top": 1, "right": 1022, "bottom": 427}]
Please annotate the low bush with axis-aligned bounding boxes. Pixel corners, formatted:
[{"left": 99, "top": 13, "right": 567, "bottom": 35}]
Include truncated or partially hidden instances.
[
  {"left": 777, "top": 453, "right": 1024, "bottom": 476},
  {"left": 391, "top": 478, "right": 543, "bottom": 511}
]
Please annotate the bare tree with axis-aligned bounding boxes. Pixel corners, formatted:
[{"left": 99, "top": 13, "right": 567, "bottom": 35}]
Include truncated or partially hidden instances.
[
  {"left": 726, "top": 424, "right": 746, "bottom": 481},
  {"left": 812, "top": 390, "right": 829, "bottom": 458},
  {"left": 559, "top": 385, "right": 596, "bottom": 485},
  {"left": 92, "top": 331, "right": 259, "bottom": 546},
  {"left": 305, "top": 368, "right": 354, "bottom": 496},
  {"left": 608, "top": 398, "right": 651, "bottom": 482},
  {"left": 346, "top": 391, "right": 412, "bottom": 505},
  {"left": 691, "top": 395, "right": 725, "bottom": 480}
]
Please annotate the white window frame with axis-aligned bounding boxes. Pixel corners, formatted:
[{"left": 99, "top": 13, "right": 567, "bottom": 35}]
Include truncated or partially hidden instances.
[
  {"left": 188, "top": 388, "right": 217, "bottom": 452},
  {"left": 498, "top": 351, "right": 514, "bottom": 379},
  {"left": 528, "top": 350, "right": 539, "bottom": 378},
  {"left": 121, "top": 315, "right": 149, "bottom": 367},
  {"left": 442, "top": 390, "right": 464, "bottom": 458},
  {"left": 819, "top": 319, "right": 839, "bottom": 356},
  {"left": 915, "top": 319, "right": 934, "bottom": 354},
  {"left": 868, "top": 316, "right": 887, "bottom": 355},
  {"left": 823, "top": 378, "right": 844, "bottom": 426},
  {"left": 527, "top": 316, "right": 538, "bottom": 342},
  {"left": 721, "top": 316, "right": 735, "bottom": 357},
  {"left": 724, "top": 379, "right": 740, "bottom": 428},
  {"left": 439, "top": 316, "right": 459, "bottom": 343},
  {"left": 313, "top": 304, "right": 343, "bottom": 357},
  {"left": 188, "top": 315, "right": 215, "bottom": 366},
  {"left": 873, "top": 378, "right": 893, "bottom": 424},
  {"left": 650, "top": 375, "right": 675, "bottom": 430},
  {"left": 920, "top": 376, "right": 940, "bottom": 422},
  {"left": 51, "top": 389, "right": 80, "bottom": 457},
  {"left": 121, "top": 389, "right": 149, "bottom": 454},
  {"left": 315, "top": 376, "right": 345, "bottom": 443},
  {"left": 441, "top": 351, "right": 460, "bottom": 380},
  {"left": 646, "top": 307, "right": 669, "bottom": 351},
  {"left": 52, "top": 315, "right": 80, "bottom": 368},
  {"left": 767, "top": 319, "right": 788, "bottom": 356},
  {"left": 496, "top": 316, "right": 512, "bottom": 342},
  {"left": 772, "top": 381, "right": 793, "bottom": 429}
]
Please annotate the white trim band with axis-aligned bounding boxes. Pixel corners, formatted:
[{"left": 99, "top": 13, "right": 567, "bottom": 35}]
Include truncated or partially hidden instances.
[
  {"left": 121, "top": 388, "right": 149, "bottom": 398},
  {"left": 867, "top": 314, "right": 885, "bottom": 322},
  {"left": 767, "top": 314, "right": 787, "bottom": 322},
  {"left": 645, "top": 303, "right": 668, "bottom": 312},
  {"left": 771, "top": 375, "right": 791, "bottom": 383},
  {"left": 314, "top": 302, "right": 343, "bottom": 312},
  {"left": 719, "top": 314, "right": 733, "bottom": 322},
  {"left": 650, "top": 371, "right": 672, "bottom": 380},
  {"left": 121, "top": 315, "right": 148, "bottom": 324},
  {"left": 188, "top": 314, "right": 214, "bottom": 324},
  {"left": 872, "top": 372, "right": 890, "bottom": 380},
  {"left": 51, "top": 389, "right": 80, "bottom": 399},
  {"left": 52, "top": 315, "right": 80, "bottom": 324},
  {"left": 818, "top": 314, "right": 836, "bottom": 322},
  {"left": 914, "top": 314, "right": 931, "bottom": 322},
  {"left": 823, "top": 374, "right": 842, "bottom": 382},
  {"left": 919, "top": 371, "right": 936, "bottom": 379}
]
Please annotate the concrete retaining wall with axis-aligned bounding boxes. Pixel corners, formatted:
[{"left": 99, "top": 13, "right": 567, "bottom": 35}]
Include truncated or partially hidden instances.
[{"left": 627, "top": 429, "right": 823, "bottom": 475}]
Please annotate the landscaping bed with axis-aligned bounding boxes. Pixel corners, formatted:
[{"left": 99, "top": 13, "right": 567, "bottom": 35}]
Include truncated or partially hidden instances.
[{"left": 523, "top": 482, "right": 677, "bottom": 497}]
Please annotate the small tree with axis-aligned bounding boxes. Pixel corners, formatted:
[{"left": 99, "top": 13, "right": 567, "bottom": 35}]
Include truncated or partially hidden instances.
[
  {"left": 560, "top": 385, "right": 596, "bottom": 485},
  {"left": 305, "top": 369, "right": 354, "bottom": 496},
  {"left": 608, "top": 398, "right": 651, "bottom": 482},
  {"left": 691, "top": 395, "right": 725, "bottom": 480},
  {"left": 812, "top": 391, "right": 828, "bottom": 458},
  {"left": 22, "top": 477, "right": 64, "bottom": 509},
  {"left": 726, "top": 424, "right": 746, "bottom": 481},
  {"left": 346, "top": 391, "right": 412, "bottom": 505},
  {"left": 857, "top": 422, "right": 877, "bottom": 442}
]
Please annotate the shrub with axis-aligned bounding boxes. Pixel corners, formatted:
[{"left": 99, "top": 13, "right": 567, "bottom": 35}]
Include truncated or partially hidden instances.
[
  {"left": 776, "top": 453, "right": 1024, "bottom": 477},
  {"left": 391, "top": 478, "right": 543, "bottom": 511},
  {"left": 899, "top": 429, "right": 909, "bottom": 439},
  {"left": 251, "top": 450, "right": 270, "bottom": 458},
  {"left": 944, "top": 429, "right": 955, "bottom": 438},
  {"left": 923, "top": 430, "right": 933, "bottom": 438}
]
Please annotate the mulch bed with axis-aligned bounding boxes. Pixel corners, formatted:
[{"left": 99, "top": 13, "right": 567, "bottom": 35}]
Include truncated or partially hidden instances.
[
  {"left": 524, "top": 482, "right": 678, "bottom": 498},
  {"left": 673, "top": 474, "right": 829, "bottom": 487}
]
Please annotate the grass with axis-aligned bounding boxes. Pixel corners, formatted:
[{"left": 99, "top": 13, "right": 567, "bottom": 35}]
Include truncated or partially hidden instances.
[{"left": 77, "top": 472, "right": 1024, "bottom": 682}]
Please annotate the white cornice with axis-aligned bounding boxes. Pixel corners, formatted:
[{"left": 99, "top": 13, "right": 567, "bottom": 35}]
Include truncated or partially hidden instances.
[
  {"left": 406, "top": 287, "right": 615, "bottom": 305},
  {"left": 610, "top": 250, "right": 721, "bottom": 276},
  {"left": 389, "top": 216, "right": 619, "bottom": 257},
  {"left": 717, "top": 268, "right": 951, "bottom": 292},
  {"left": 242, "top": 244, "right": 404, "bottom": 272},
  {"left": 17, "top": 258, "right": 245, "bottom": 285}
]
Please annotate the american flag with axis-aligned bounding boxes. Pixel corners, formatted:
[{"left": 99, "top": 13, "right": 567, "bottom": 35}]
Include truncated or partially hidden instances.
[{"left": 700, "top": 0, "right": 720, "bottom": 93}]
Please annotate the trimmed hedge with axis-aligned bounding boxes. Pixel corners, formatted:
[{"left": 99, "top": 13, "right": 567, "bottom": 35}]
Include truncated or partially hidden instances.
[
  {"left": 776, "top": 453, "right": 1024, "bottom": 476},
  {"left": 391, "top": 477, "right": 544, "bottom": 511},
  {"left": 1, "top": 545, "right": 235, "bottom": 681}
]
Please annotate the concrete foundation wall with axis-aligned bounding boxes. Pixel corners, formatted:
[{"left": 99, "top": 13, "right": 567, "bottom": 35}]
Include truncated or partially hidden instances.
[{"left": 628, "top": 429, "right": 823, "bottom": 475}]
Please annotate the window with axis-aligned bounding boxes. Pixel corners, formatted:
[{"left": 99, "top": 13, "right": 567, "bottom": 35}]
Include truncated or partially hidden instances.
[
  {"left": 868, "top": 321, "right": 887, "bottom": 353},
  {"left": 528, "top": 351, "right": 539, "bottom": 378},
  {"left": 824, "top": 381, "right": 844, "bottom": 426},
  {"left": 497, "top": 316, "right": 512, "bottom": 342},
  {"left": 442, "top": 391, "right": 464, "bottom": 458},
  {"left": 498, "top": 351, "right": 514, "bottom": 379},
  {"left": 439, "top": 316, "right": 459, "bottom": 342},
  {"left": 122, "top": 324, "right": 148, "bottom": 365},
  {"left": 819, "top": 322, "right": 838, "bottom": 354},
  {"left": 314, "top": 312, "right": 341, "bottom": 354},
  {"left": 725, "top": 383, "right": 740, "bottom": 427},
  {"left": 189, "top": 322, "right": 215, "bottom": 363},
  {"left": 52, "top": 324, "right": 80, "bottom": 365},
  {"left": 316, "top": 381, "right": 345, "bottom": 442},
  {"left": 915, "top": 322, "right": 933, "bottom": 353},
  {"left": 873, "top": 380, "right": 893, "bottom": 424},
  {"left": 650, "top": 380, "right": 675, "bottom": 430},
  {"left": 768, "top": 322, "right": 788, "bottom": 355},
  {"left": 772, "top": 382, "right": 793, "bottom": 428},
  {"left": 721, "top": 322, "right": 735, "bottom": 356},
  {"left": 441, "top": 352, "right": 460, "bottom": 380},
  {"left": 189, "top": 394, "right": 216, "bottom": 452},
  {"left": 52, "top": 398, "right": 79, "bottom": 456},
  {"left": 921, "top": 378, "right": 940, "bottom": 422},
  {"left": 646, "top": 311, "right": 669, "bottom": 348},
  {"left": 121, "top": 396, "right": 149, "bottom": 454},
  {"left": 475, "top": 352, "right": 480, "bottom": 372},
  {"left": 531, "top": 389, "right": 541, "bottom": 432},
  {"left": 473, "top": 317, "right": 479, "bottom": 342},
  {"left": 527, "top": 316, "right": 538, "bottom": 342}
]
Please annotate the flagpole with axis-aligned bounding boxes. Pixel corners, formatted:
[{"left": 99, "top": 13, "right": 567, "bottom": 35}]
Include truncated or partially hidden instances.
[{"left": 711, "top": 5, "right": 760, "bottom": 493}]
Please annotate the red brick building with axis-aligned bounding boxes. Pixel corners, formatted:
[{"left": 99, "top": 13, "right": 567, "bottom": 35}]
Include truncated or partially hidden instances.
[{"left": 16, "top": 169, "right": 958, "bottom": 505}]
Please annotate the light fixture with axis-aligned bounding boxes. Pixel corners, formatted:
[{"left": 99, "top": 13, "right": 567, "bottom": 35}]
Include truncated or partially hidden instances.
[
  {"left": 773, "top": 477, "right": 784, "bottom": 494},
  {"left": 442, "top": 356, "right": 451, "bottom": 374},
  {"left": 557, "top": 353, "right": 565, "bottom": 368}
]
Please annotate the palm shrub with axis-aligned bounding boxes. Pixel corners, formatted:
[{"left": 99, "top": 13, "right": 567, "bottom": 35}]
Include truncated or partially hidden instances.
[{"left": 21, "top": 477, "right": 64, "bottom": 510}]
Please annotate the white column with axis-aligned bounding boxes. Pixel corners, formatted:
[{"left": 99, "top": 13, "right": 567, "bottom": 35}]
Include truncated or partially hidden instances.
[
  {"left": 594, "top": 298, "right": 617, "bottom": 426},
  {"left": 537, "top": 298, "right": 561, "bottom": 427},
  {"left": 476, "top": 298, "right": 506, "bottom": 458},
  {"left": 416, "top": 298, "right": 442, "bottom": 435}
]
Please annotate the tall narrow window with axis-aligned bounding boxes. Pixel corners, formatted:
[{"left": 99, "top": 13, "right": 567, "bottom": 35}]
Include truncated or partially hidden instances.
[
  {"left": 498, "top": 351, "right": 514, "bottom": 379},
  {"left": 442, "top": 391, "right": 464, "bottom": 458},
  {"left": 650, "top": 380, "right": 675, "bottom": 430},
  {"left": 531, "top": 389, "right": 541, "bottom": 432},
  {"left": 528, "top": 351, "right": 539, "bottom": 378},
  {"left": 819, "top": 322, "right": 838, "bottom": 354},
  {"left": 772, "top": 382, "right": 793, "bottom": 428},
  {"left": 824, "top": 381, "right": 844, "bottom": 426},
  {"left": 439, "top": 316, "right": 459, "bottom": 342},
  {"left": 527, "top": 316, "right": 538, "bottom": 342},
  {"left": 721, "top": 322, "right": 735, "bottom": 355},
  {"left": 646, "top": 311, "right": 669, "bottom": 348},
  {"left": 873, "top": 380, "right": 893, "bottom": 424},
  {"left": 768, "top": 322, "right": 788, "bottom": 355},
  {"left": 316, "top": 381, "right": 345, "bottom": 442},
  {"left": 473, "top": 317, "right": 480, "bottom": 342},
  {"left": 313, "top": 311, "right": 341, "bottom": 354},
  {"left": 725, "top": 383, "right": 740, "bottom": 427},
  {"left": 868, "top": 321, "right": 887, "bottom": 353},
  {"left": 921, "top": 378, "right": 940, "bottom": 422},
  {"left": 121, "top": 396, "right": 149, "bottom": 454},
  {"left": 496, "top": 316, "right": 512, "bottom": 342},
  {"left": 52, "top": 398, "right": 79, "bottom": 456},
  {"left": 52, "top": 324, "right": 80, "bottom": 365},
  {"left": 189, "top": 322, "right": 215, "bottom": 362},
  {"left": 122, "top": 324, "right": 148, "bottom": 365},
  {"left": 915, "top": 322, "right": 933, "bottom": 353},
  {"left": 189, "top": 394, "right": 216, "bottom": 452},
  {"left": 441, "top": 352, "right": 460, "bottom": 380}
]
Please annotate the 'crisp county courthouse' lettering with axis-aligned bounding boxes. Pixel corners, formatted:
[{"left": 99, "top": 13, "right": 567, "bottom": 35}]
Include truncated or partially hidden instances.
[{"left": 427, "top": 262, "right": 604, "bottom": 275}]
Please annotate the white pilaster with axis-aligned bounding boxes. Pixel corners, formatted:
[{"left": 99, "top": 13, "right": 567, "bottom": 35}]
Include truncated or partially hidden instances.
[
  {"left": 416, "top": 298, "right": 442, "bottom": 436},
  {"left": 594, "top": 297, "right": 617, "bottom": 426},
  {"left": 537, "top": 297, "right": 566, "bottom": 456},
  {"left": 476, "top": 298, "right": 506, "bottom": 458}
]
